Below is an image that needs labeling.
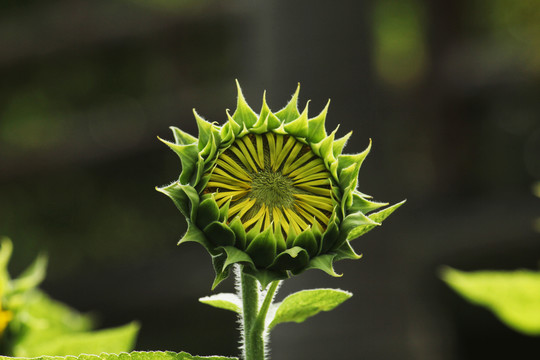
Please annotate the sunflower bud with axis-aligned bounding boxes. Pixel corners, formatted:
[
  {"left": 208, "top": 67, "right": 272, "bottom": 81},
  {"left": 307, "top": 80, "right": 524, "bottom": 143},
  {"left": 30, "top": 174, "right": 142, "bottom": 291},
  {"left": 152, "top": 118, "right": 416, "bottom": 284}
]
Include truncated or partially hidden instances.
[{"left": 158, "top": 82, "right": 404, "bottom": 288}]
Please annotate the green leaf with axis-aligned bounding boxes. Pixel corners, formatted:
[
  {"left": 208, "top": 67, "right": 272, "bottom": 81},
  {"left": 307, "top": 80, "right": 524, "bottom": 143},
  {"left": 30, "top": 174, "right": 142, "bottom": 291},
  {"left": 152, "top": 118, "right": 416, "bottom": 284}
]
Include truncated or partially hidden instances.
[
  {"left": 0, "top": 351, "right": 238, "bottom": 360},
  {"left": 12, "top": 322, "right": 139, "bottom": 357},
  {"left": 9, "top": 289, "right": 93, "bottom": 335},
  {"left": 441, "top": 267, "right": 540, "bottom": 336},
  {"left": 199, "top": 293, "right": 242, "bottom": 314},
  {"left": 269, "top": 288, "right": 352, "bottom": 329}
]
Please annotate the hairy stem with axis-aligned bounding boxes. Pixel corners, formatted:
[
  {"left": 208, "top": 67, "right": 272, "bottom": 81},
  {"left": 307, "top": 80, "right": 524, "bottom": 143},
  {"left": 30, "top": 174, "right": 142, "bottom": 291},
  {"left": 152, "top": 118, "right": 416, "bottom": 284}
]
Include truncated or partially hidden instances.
[{"left": 239, "top": 267, "right": 280, "bottom": 360}]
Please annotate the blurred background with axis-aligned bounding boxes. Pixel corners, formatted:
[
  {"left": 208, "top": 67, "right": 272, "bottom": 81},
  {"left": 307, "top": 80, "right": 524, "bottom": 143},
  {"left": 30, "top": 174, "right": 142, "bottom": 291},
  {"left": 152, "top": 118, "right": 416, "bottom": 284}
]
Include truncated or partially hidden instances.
[{"left": 1, "top": 0, "right": 539, "bottom": 359}]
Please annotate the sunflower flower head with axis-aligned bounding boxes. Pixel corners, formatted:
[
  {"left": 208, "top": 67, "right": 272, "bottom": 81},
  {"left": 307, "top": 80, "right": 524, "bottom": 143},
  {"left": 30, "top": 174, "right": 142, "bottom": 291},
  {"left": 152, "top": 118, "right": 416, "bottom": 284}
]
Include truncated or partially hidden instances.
[{"left": 158, "top": 82, "right": 404, "bottom": 288}]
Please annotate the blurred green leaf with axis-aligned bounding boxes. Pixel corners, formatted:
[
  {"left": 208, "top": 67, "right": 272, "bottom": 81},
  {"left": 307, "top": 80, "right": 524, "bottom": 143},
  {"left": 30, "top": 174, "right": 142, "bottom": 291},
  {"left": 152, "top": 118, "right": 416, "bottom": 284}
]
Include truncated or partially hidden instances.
[
  {"left": 10, "top": 255, "right": 47, "bottom": 295},
  {"left": 12, "top": 322, "right": 139, "bottom": 358},
  {"left": 8, "top": 289, "right": 93, "bottom": 335},
  {"left": 0, "top": 350, "right": 237, "bottom": 360},
  {"left": 441, "top": 267, "right": 540, "bottom": 335}
]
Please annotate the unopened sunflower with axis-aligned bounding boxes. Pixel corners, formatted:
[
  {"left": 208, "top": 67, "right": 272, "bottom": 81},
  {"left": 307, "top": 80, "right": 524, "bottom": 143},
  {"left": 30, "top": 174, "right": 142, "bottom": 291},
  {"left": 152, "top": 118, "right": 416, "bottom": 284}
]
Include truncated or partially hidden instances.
[{"left": 158, "top": 82, "right": 404, "bottom": 288}]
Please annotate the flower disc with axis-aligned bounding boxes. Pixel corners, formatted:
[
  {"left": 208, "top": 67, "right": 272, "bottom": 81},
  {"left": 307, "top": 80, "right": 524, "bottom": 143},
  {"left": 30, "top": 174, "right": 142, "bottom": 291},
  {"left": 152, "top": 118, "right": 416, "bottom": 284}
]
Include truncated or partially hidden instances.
[{"left": 206, "top": 133, "right": 334, "bottom": 237}]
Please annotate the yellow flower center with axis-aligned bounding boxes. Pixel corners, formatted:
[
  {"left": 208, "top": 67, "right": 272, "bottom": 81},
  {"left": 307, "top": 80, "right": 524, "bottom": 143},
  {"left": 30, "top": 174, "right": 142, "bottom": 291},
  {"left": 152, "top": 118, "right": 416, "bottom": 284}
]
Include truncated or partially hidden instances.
[
  {"left": 0, "top": 305, "right": 12, "bottom": 335},
  {"left": 205, "top": 133, "right": 334, "bottom": 236}
]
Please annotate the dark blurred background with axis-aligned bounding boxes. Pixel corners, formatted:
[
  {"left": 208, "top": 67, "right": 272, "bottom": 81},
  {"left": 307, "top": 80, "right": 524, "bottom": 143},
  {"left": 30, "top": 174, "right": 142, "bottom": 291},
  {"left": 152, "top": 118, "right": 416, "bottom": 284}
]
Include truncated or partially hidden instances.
[{"left": 1, "top": 0, "right": 539, "bottom": 359}]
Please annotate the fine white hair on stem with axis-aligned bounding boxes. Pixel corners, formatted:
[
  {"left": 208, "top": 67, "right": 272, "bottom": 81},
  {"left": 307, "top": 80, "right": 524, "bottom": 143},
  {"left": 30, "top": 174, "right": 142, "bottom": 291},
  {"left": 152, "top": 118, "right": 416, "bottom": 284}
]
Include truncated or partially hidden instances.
[{"left": 234, "top": 265, "right": 247, "bottom": 359}]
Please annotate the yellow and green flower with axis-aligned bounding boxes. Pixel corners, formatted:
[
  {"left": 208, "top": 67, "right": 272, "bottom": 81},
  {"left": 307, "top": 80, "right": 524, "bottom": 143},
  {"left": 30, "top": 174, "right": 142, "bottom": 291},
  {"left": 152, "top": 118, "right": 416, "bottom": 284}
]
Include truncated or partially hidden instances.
[{"left": 158, "top": 82, "right": 404, "bottom": 287}]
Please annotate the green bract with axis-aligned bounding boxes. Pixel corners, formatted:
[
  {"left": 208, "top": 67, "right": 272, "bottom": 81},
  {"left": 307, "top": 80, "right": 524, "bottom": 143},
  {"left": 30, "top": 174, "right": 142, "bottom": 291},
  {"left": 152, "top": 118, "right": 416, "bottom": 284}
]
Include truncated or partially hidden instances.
[{"left": 158, "top": 82, "right": 404, "bottom": 288}]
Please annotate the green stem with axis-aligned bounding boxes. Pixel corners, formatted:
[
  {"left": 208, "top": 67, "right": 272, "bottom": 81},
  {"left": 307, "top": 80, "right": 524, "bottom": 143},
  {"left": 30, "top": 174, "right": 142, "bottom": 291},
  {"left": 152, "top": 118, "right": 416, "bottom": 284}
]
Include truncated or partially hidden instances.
[{"left": 239, "top": 267, "right": 280, "bottom": 360}]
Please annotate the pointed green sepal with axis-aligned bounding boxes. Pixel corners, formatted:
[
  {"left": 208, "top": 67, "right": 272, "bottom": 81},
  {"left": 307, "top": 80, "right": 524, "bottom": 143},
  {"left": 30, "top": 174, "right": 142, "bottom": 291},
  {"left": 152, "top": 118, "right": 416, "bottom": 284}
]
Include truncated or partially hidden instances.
[
  {"left": 178, "top": 222, "right": 216, "bottom": 254},
  {"left": 274, "top": 223, "right": 287, "bottom": 252},
  {"left": 334, "top": 240, "right": 363, "bottom": 261},
  {"left": 199, "top": 293, "right": 242, "bottom": 314},
  {"left": 285, "top": 226, "right": 298, "bottom": 249},
  {"left": 307, "top": 100, "right": 329, "bottom": 143},
  {"left": 246, "top": 218, "right": 263, "bottom": 245},
  {"left": 243, "top": 267, "right": 288, "bottom": 289},
  {"left": 246, "top": 226, "right": 276, "bottom": 268},
  {"left": 337, "top": 139, "right": 371, "bottom": 175},
  {"left": 336, "top": 212, "right": 379, "bottom": 249},
  {"left": 320, "top": 219, "right": 339, "bottom": 254},
  {"left": 332, "top": 131, "right": 352, "bottom": 158},
  {"left": 311, "top": 127, "right": 337, "bottom": 167},
  {"left": 258, "top": 91, "right": 271, "bottom": 126},
  {"left": 156, "top": 182, "right": 199, "bottom": 221},
  {"left": 159, "top": 138, "right": 199, "bottom": 185},
  {"left": 255, "top": 90, "right": 285, "bottom": 130},
  {"left": 200, "top": 130, "right": 218, "bottom": 162},
  {"left": 275, "top": 83, "right": 301, "bottom": 123},
  {"left": 196, "top": 197, "right": 220, "bottom": 230},
  {"left": 283, "top": 103, "right": 309, "bottom": 139},
  {"left": 170, "top": 126, "right": 197, "bottom": 145},
  {"left": 219, "top": 122, "right": 235, "bottom": 147},
  {"left": 226, "top": 109, "right": 243, "bottom": 137},
  {"left": 338, "top": 163, "right": 359, "bottom": 191},
  {"left": 233, "top": 80, "right": 258, "bottom": 128},
  {"left": 293, "top": 229, "right": 318, "bottom": 258},
  {"left": 306, "top": 254, "right": 341, "bottom": 277},
  {"left": 193, "top": 110, "right": 213, "bottom": 151},
  {"left": 229, "top": 217, "right": 247, "bottom": 249},
  {"left": 218, "top": 197, "right": 232, "bottom": 222},
  {"left": 211, "top": 251, "right": 230, "bottom": 290},
  {"left": 269, "top": 246, "right": 310, "bottom": 273},
  {"left": 221, "top": 245, "right": 254, "bottom": 270},
  {"left": 204, "top": 221, "right": 236, "bottom": 247},
  {"left": 349, "top": 191, "right": 389, "bottom": 214},
  {"left": 348, "top": 200, "right": 405, "bottom": 240}
]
